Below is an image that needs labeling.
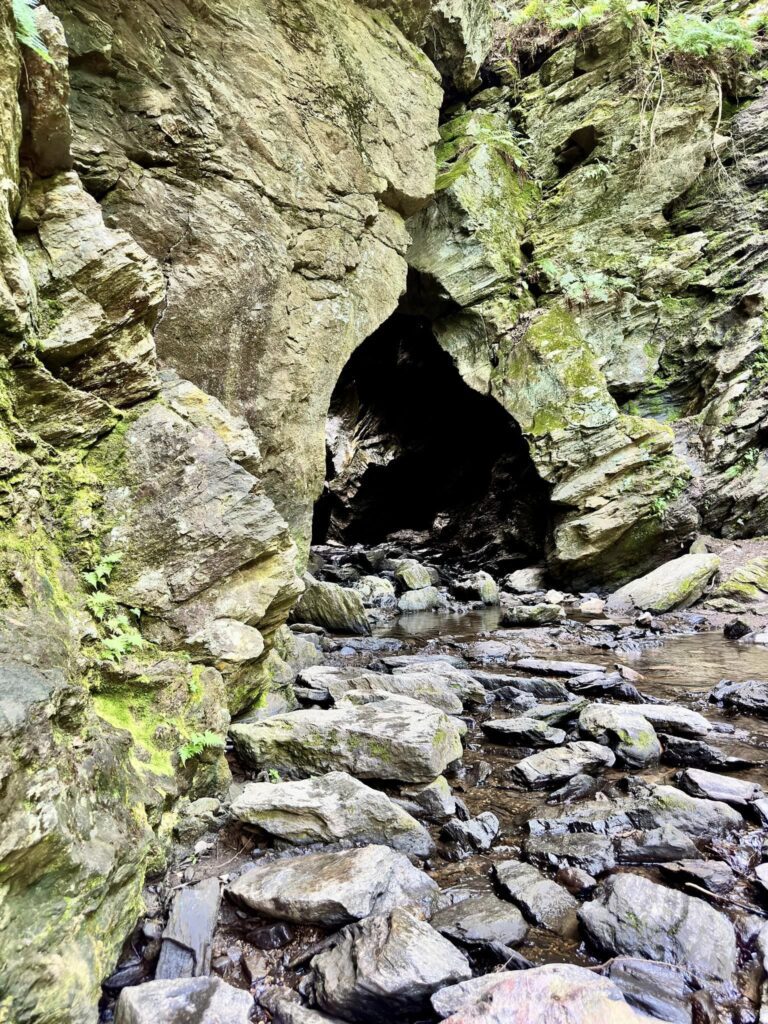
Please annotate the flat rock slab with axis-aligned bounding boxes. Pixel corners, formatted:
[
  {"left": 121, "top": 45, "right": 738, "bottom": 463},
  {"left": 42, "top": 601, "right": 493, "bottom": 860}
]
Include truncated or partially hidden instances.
[
  {"left": 230, "top": 698, "right": 464, "bottom": 783},
  {"left": 613, "top": 702, "right": 711, "bottom": 738},
  {"left": 660, "top": 734, "right": 754, "bottom": 770},
  {"left": 481, "top": 717, "right": 566, "bottom": 747},
  {"left": 579, "top": 872, "right": 737, "bottom": 982},
  {"left": 472, "top": 672, "right": 572, "bottom": 699},
  {"left": 677, "top": 767, "right": 763, "bottom": 808},
  {"left": 579, "top": 704, "right": 661, "bottom": 768},
  {"left": 326, "top": 672, "right": 464, "bottom": 714},
  {"left": 529, "top": 782, "right": 743, "bottom": 837},
  {"left": 431, "top": 893, "right": 528, "bottom": 949},
  {"left": 228, "top": 845, "right": 437, "bottom": 927},
  {"left": 436, "top": 963, "right": 650, "bottom": 1024},
  {"left": 155, "top": 878, "right": 220, "bottom": 980},
  {"left": 614, "top": 825, "right": 698, "bottom": 865},
  {"left": 115, "top": 977, "right": 252, "bottom": 1024},
  {"left": 710, "top": 679, "right": 768, "bottom": 716},
  {"left": 609, "top": 554, "right": 720, "bottom": 613},
  {"left": 494, "top": 860, "right": 578, "bottom": 935},
  {"left": 523, "top": 832, "right": 616, "bottom": 876},
  {"left": 310, "top": 907, "right": 471, "bottom": 1024},
  {"left": 511, "top": 657, "right": 605, "bottom": 676},
  {"left": 600, "top": 957, "right": 698, "bottom": 1024},
  {"left": 512, "top": 741, "right": 615, "bottom": 789},
  {"left": 390, "top": 663, "right": 487, "bottom": 704},
  {"left": 660, "top": 859, "right": 736, "bottom": 894},
  {"left": 231, "top": 772, "right": 433, "bottom": 857}
]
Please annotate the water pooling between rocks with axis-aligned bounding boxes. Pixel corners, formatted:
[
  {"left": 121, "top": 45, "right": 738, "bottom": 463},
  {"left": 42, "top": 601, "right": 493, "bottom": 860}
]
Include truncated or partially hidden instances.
[{"left": 104, "top": 575, "right": 768, "bottom": 1024}]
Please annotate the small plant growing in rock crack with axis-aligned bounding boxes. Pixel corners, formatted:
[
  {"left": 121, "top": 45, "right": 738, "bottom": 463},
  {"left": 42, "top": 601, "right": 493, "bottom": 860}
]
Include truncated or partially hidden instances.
[
  {"left": 267, "top": 768, "right": 281, "bottom": 783},
  {"left": 725, "top": 447, "right": 762, "bottom": 478},
  {"left": 178, "top": 731, "right": 226, "bottom": 767},
  {"left": 100, "top": 612, "right": 145, "bottom": 663},
  {"left": 650, "top": 495, "right": 669, "bottom": 519},
  {"left": 83, "top": 551, "right": 123, "bottom": 591},
  {"left": 12, "top": 0, "right": 53, "bottom": 63}
]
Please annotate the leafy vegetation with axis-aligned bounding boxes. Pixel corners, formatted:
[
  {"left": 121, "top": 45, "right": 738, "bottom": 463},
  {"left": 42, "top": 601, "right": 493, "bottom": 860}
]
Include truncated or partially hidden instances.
[
  {"left": 82, "top": 551, "right": 146, "bottom": 663},
  {"left": 178, "top": 731, "right": 226, "bottom": 766},
  {"left": 12, "top": 0, "right": 53, "bottom": 63},
  {"left": 83, "top": 551, "right": 123, "bottom": 591}
]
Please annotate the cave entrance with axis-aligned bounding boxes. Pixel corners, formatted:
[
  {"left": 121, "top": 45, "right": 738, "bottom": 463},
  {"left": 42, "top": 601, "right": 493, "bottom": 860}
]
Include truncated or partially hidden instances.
[{"left": 312, "top": 313, "right": 551, "bottom": 574}]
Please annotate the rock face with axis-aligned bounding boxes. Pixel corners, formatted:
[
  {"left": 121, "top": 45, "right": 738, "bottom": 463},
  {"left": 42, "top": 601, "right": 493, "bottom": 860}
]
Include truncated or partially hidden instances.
[
  {"left": 54, "top": 0, "right": 444, "bottom": 553},
  {"left": 310, "top": 907, "right": 472, "bottom": 1023},
  {"left": 230, "top": 699, "right": 464, "bottom": 783},
  {"left": 579, "top": 873, "right": 737, "bottom": 982},
  {"left": 230, "top": 772, "right": 434, "bottom": 856},
  {"left": 228, "top": 845, "right": 438, "bottom": 926},
  {"left": 609, "top": 555, "right": 721, "bottom": 612}
]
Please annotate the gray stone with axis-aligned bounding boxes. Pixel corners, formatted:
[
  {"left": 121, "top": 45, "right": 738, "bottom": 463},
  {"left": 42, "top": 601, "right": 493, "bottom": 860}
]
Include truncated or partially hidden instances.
[
  {"left": 115, "top": 977, "right": 252, "bottom": 1024},
  {"left": 326, "top": 671, "right": 464, "bottom": 714},
  {"left": 599, "top": 958, "right": 698, "bottom": 1024},
  {"left": 397, "top": 775, "right": 456, "bottom": 822},
  {"left": 259, "top": 988, "right": 343, "bottom": 1024},
  {"left": 230, "top": 772, "right": 433, "bottom": 856},
  {"left": 431, "top": 894, "right": 528, "bottom": 950},
  {"left": 398, "top": 586, "right": 441, "bottom": 612},
  {"left": 523, "top": 833, "right": 616, "bottom": 876},
  {"left": 525, "top": 698, "right": 589, "bottom": 725},
  {"left": 579, "top": 873, "right": 737, "bottom": 982},
  {"left": 511, "top": 741, "right": 615, "bottom": 789},
  {"left": 433, "top": 964, "right": 654, "bottom": 1023},
  {"left": 292, "top": 576, "right": 371, "bottom": 636},
  {"left": 353, "top": 576, "right": 397, "bottom": 609},
  {"left": 710, "top": 678, "right": 768, "bottom": 716},
  {"left": 310, "top": 907, "right": 471, "bottom": 1024},
  {"left": 472, "top": 672, "right": 572, "bottom": 700},
  {"left": 441, "top": 812, "right": 499, "bottom": 853},
  {"left": 228, "top": 845, "right": 437, "bottom": 927},
  {"left": 230, "top": 698, "right": 464, "bottom": 783},
  {"left": 155, "top": 879, "right": 220, "bottom": 980},
  {"left": 615, "top": 826, "right": 699, "bottom": 865},
  {"left": 393, "top": 558, "right": 433, "bottom": 591},
  {"left": 482, "top": 716, "right": 566, "bottom": 747},
  {"left": 503, "top": 568, "right": 547, "bottom": 593},
  {"left": 501, "top": 604, "right": 565, "bottom": 626},
  {"left": 677, "top": 767, "right": 763, "bottom": 808},
  {"left": 660, "top": 859, "right": 736, "bottom": 894},
  {"left": 579, "top": 703, "right": 661, "bottom": 768},
  {"left": 511, "top": 658, "right": 604, "bottom": 677},
  {"left": 529, "top": 782, "right": 743, "bottom": 838},
  {"left": 614, "top": 702, "right": 711, "bottom": 738},
  {"left": 453, "top": 571, "right": 499, "bottom": 605},
  {"left": 493, "top": 860, "right": 578, "bottom": 935}
]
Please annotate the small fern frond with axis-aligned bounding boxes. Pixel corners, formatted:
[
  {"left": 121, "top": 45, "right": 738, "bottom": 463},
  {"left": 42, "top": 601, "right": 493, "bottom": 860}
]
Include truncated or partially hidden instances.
[{"left": 12, "top": 0, "right": 54, "bottom": 64}]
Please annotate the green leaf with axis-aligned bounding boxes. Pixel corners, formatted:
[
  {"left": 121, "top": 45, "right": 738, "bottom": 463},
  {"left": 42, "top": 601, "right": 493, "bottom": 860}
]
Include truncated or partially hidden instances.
[{"left": 12, "top": 0, "right": 54, "bottom": 63}]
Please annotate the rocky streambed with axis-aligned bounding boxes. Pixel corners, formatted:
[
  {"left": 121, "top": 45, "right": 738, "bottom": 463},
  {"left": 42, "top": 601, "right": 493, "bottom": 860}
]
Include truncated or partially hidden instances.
[{"left": 103, "top": 550, "right": 768, "bottom": 1024}]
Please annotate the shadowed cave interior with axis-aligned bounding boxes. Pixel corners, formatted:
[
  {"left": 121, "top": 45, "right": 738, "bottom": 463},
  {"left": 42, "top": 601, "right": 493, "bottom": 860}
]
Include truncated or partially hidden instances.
[{"left": 312, "top": 312, "right": 552, "bottom": 573}]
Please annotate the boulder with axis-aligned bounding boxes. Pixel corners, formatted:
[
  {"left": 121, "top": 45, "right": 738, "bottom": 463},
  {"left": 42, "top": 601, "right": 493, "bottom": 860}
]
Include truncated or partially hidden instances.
[
  {"left": 398, "top": 586, "right": 441, "bottom": 612},
  {"left": 230, "top": 698, "right": 464, "bottom": 783},
  {"left": 493, "top": 861, "right": 578, "bottom": 935},
  {"left": 393, "top": 559, "right": 433, "bottom": 590},
  {"left": 528, "top": 782, "right": 743, "bottom": 837},
  {"left": 292, "top": 576, "right": 371, "bottom": 636},
  {"left": 660, "top": 733, "right": 757, "bottom": 771},
  {"left": 389, "top": 663, "right": 487, "bottom": 703},
  {"left": 599, "top": 958, "right": 699, "bottom": 1024},
  {"left": 709, "top": 556, "right": 768, "bottom": 609},
  {"left": 710, "top": 678, "right": 768, "bottom": 716},
  {"left": 676, "top": 767, "right": 762, "bottom": 807},
  {"left": 441, "top": 812, "right": 499, "bottom": 853},
  {"left": 259, "top": 988, "right": 344, "bottom": 1024},
  {"left": 579, "top": 704, "right": 661, "bottom": 768},
  {"left": 481, "top": 717, "right": 566, "bottom": 747},
  {"left": 353, "top": 576, "right": 397, "bottom": 609},
  {"left": 114, "top": 977, "right": 252, "bottom": 1024},
  {"left": 435, "top": 963, "right": 656, "bottom": 1024},
  {"left": 453, "top": 571, "right": 499, "bottom": 605},
  {"left": 579, "top": 873, "right": 737, "bottom": 981},
  {"left": 503, "top": 568, "right": 547, "bottom": 593},
  {"left": 431, "top": 894, "right": 528, "bottom": 952},
  {"left": 228, "top": 845, "right": 437, "bottom": 926},
  {"left": 511, "top": 741, "right": 615, "bottom": 789},
  {"left": 501, "top": 604, "right": 565, "bottom": 626},
  {"left": 614, "top": 702, "right": 711, "bottom": 738},
  {"left": 608, "top": 554, "right": 720, "bottom": 613},
  {"left": 472, "top": 672, "right": 572, "bottom": 700},
  {"left": 310, "top": 907, "right": 471, "bottom": 1023},
  {"left": 230, "top": 772, "right": 434, "bottom": 856}
]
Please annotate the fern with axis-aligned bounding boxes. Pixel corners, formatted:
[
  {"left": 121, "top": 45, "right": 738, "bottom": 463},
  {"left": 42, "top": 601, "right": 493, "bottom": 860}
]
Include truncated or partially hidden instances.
[
  {"left": 178, "top": 731, "right": 225, "bottom": 767},
  {"left": 12, "top": 0, "right": 54, "bottom": 63}
]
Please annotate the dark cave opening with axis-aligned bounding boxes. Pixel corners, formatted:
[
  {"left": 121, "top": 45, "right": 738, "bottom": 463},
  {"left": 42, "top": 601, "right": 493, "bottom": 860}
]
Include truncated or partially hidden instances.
[{"left": 312, "top": 313, "right": 551, "bottom": 573}]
